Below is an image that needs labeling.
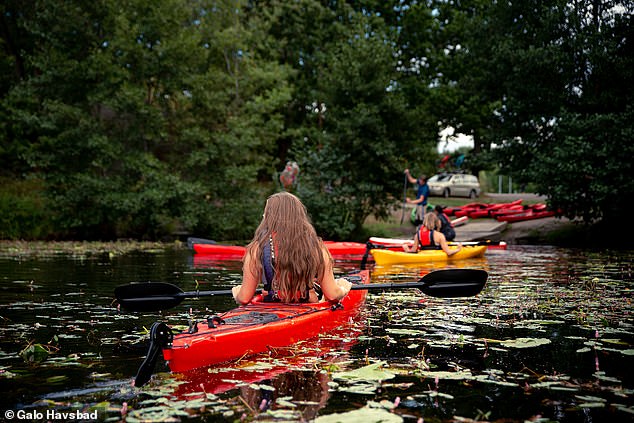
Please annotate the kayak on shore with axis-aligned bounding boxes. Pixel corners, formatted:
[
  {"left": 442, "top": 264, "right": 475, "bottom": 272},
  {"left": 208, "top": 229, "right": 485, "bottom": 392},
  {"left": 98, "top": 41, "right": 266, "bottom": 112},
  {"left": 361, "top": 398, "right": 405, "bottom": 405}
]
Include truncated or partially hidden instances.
[
  {"left": 443, "top": 200, "right": 556, "bottom": 222},
  {"left": 371, "top": 245, "right": 487, "bottom": 266},
  {"left": 495, "top": 209, "right": 556, "bottom": 222}
]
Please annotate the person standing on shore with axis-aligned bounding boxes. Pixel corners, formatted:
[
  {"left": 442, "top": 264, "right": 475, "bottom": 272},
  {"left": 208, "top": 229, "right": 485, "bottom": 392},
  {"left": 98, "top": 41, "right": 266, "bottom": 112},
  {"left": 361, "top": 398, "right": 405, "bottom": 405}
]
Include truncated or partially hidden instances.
[{"left": 404, "top": 169, "right": 429, "bottom": 225}]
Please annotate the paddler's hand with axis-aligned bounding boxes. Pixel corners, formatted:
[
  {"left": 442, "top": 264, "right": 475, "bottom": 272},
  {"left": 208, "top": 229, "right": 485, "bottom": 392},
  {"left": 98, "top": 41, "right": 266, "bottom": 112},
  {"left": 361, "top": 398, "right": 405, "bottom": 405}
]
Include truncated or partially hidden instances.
[
  {"left": 231, "top": 285, "right": 241, "bottom": 304},
  {"left": 335, "top": 278, "right": 353, "bottom": 298}
]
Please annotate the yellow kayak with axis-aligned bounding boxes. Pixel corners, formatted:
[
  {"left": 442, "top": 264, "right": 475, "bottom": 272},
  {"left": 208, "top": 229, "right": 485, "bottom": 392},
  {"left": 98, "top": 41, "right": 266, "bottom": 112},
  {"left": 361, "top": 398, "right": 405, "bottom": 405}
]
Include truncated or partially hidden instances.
[{"left": 371, "top": 245, "right": 487, "bottom": 266}]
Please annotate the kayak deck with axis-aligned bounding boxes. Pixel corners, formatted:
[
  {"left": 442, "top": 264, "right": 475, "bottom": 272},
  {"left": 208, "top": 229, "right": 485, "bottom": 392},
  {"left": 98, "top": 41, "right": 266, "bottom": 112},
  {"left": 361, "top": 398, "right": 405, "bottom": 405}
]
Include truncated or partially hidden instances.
[
  {"left": 163, "top": 270, "right": 369, "bottom": 373},
  {"left": 370, "top": 245, "right": 487, "bottom": 266}
]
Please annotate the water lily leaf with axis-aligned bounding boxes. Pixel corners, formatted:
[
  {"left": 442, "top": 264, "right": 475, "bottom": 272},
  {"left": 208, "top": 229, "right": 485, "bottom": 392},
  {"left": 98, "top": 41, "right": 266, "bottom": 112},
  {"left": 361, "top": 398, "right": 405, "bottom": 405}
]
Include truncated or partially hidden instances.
[
  {"left": 500, "top": 337, "right": 551, "bottom": 348},
  {"left": 575, "top": 395, "right": 605, "bottom": 402},
  {"left": 265, "top": 409, "right": 301, "bottom": 419},
  {"left": 427, "top": 391, "right": 455, "bottom": 399},
  {"left": 336, "top": 383, "right": 381, "bottom": 395},
  {"left": 332, "top": 361, "right": 395, "bottom": 382},
  {"left": 46, "top": 375, "right": 69, "bottom": 383},
  {"left": 415, "top": 370, "right": 473, "bottom": 381},
  {"left": 550, "top": 386, "right": 579, "bottom": 392},
  {"left": 276, "top": 398, "right": 297, "bottom": 408},
  {"left": 593, "top": 372, "right": 621, "bottom": 383},
  {"left": 315, "top": 406, "right": 403, "bottom": 422},
  {"left": 20, "top": 344, "right": 49, "bottom": 363},
  {"left": 600, "top": 338, "right": 628, "bottom": 345},
  {"left": 248, "top": 383, "right": 275, "bottom": 391},
  {"left": 0, "top": 369, "right": 17, "bottom": 378},
  {"left": 385, "top": 328, "right": 425, "bottom": 336},
  {"left": 577, "top": 402, "right": 605, "bottom": 408},
  {"left": 473, "top": 375, "right": 518, "bottom": 387},
  {"left": 613, "top": 404, "right": 634, "bottom": 415}
]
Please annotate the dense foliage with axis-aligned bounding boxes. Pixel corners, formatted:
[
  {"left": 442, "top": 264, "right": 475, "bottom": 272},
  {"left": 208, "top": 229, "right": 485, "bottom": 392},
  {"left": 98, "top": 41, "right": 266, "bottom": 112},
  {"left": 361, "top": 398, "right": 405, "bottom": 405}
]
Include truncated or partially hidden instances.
[
  {"left": 445, "top": 0, "right": 634, "bottom": 223},
  {"left": 1, "top": 0, "right": 631, "bottom": 240}
]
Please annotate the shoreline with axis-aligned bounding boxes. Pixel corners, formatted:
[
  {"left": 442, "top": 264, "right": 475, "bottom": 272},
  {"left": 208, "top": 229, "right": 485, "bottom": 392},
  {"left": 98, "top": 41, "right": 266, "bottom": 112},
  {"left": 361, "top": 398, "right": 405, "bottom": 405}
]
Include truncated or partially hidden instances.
[{"left": 371, "top": 193, "right": 618, "bottom": 247}]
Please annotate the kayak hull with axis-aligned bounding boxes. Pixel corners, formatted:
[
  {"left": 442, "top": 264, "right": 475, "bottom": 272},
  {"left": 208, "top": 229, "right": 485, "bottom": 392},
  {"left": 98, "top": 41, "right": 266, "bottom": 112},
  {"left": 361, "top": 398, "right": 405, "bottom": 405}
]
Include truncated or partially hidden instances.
[
  {"left": 192, "top": 241, "right": 370, "bottom": 257},
  {"left": 496, "top": 210, "right": 556, "bottom": 222},
  {"left": 369, "top": 237, "right": 506, "bottom": 251},
  {"left": 371, "top": 245, "right": 487, "bottom": 266},
  {"left": 192, "top": 243, "right": 246, "bottom": 256},
  {"left": 162, "top": 270, "right": 369, "bottom": 373}
]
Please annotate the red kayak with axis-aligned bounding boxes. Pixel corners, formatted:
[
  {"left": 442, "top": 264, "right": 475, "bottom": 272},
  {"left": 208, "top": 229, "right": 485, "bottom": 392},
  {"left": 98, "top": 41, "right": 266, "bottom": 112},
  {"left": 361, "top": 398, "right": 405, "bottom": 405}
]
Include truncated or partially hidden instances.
[
  {"left": 496, "top": 210, "right": 556, "bottom": 222},
  {"left": 172, "top": 322, "right": 361, "bottom": 398},
  {"left": 448, "top": 200, "right": 524, "bottom": 218},
  {"left": 162, "top": 270, "right": 369, "bottom": 373},
  {"left": 190, "top": 238, "right": 370, "bottom": 257},
  {"left": 115, "top": 268, "right": 488, "bottom": 387}
]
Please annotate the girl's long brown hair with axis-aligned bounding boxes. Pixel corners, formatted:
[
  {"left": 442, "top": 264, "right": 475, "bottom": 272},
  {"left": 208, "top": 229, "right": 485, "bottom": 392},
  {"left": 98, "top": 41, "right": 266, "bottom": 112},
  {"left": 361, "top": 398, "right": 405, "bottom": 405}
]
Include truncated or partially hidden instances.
[
  {"left": 244, "top": 192, "right": 330, "bottom": 302},
  {"left": 422, "top": 212, "right": 441, "bottom": 230}
]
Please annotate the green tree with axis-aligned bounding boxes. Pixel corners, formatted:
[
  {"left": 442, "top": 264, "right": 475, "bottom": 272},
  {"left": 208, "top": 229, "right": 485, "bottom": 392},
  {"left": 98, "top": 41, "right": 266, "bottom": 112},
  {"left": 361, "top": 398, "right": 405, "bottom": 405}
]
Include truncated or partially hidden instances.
[
  {"left": 0, "top": 0, "right": 292, "bottom": 240},
  {"left": 477, "top": 0, "right": 634, "bottom": 222},
  {"left": 293, "top": 14, "right": 428, "bottom": 239},
  {"left": 392, "top": 0, "right": 633, "bottom": 223}
]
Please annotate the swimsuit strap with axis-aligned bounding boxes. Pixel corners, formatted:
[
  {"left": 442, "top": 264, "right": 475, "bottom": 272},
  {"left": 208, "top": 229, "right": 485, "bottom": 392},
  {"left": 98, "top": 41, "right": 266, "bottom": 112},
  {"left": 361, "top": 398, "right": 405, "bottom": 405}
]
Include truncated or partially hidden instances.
[{"left": 262, "top": 237, "right": 277, "bottom": 301}]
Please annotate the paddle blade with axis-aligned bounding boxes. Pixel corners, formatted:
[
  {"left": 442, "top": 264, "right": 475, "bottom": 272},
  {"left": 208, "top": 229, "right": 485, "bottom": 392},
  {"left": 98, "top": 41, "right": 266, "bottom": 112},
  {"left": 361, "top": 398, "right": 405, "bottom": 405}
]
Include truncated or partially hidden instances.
[
  {"left": 187, "top": 237, "right": 216, "bottom": 249},
  {"left": 115, "top": 282, "right": 185, "bottom": 312},
  {"left": 419, "top": 269, "right": 488, "bottom": 298}
]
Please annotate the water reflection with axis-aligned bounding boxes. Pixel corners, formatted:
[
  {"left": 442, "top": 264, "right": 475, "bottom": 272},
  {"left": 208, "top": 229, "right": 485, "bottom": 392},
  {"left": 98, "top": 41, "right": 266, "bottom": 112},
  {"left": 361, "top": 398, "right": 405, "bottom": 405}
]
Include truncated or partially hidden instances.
[{"left": 0, "top": 245, "right": 632, "bottom": 421}]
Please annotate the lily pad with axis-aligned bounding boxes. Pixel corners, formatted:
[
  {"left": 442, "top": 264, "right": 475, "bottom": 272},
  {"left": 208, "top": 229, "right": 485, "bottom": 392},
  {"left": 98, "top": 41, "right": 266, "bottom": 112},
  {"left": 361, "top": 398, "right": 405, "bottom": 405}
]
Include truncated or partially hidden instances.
[
  {"left": 499, "top": 337, "right": 551, "bottom": 348},
  {"left": 315, "top": 406, "right": 403, "bottom": 422},
  {"left": 332, "top": 361, "right": 395, "bottom": 382},
  {"left": 20, "top": 344, "right": 49, "bottom": 363}
]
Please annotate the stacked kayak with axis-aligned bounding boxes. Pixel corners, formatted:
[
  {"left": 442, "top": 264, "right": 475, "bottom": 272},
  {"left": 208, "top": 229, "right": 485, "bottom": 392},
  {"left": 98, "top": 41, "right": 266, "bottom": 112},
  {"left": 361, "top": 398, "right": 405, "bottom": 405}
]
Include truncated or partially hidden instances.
[
  {"left": 371, "top": 245, "right": 487, "bottom": 266},
  {"left": 444, "top": 201, "right": 556, "bottom": 222},
  {"left": 496, "top": 209, "right": 556, "bottom": 222},
  {"left": 446, "top": 200, "right": 523, "bottom": 218}
]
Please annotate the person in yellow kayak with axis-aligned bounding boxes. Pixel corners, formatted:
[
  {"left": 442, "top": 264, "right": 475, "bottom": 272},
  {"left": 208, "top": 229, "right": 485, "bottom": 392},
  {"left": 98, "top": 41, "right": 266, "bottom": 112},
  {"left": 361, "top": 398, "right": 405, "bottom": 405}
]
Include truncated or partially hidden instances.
[
  {"left": 232, "top": 192, "right": 352, "bottom": 305},
  {"left": 403, "top": 213, "right": 463, "bottom": 255}
]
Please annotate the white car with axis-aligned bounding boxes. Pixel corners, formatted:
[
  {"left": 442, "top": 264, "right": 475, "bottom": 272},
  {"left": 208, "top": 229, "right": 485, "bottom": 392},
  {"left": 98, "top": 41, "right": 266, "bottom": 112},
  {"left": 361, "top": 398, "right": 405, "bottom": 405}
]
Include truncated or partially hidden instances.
[{"left": 428, "top": 173, "right": 481, "bottom": 198}]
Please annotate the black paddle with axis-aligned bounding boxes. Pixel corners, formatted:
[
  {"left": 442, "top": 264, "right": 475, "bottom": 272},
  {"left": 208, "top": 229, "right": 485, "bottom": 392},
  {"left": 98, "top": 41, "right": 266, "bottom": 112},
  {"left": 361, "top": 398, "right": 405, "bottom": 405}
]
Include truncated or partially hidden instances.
[
  {"left": 115, "top": 269, "right": 488, "bottom": 312},
  {"left": 400, "top": 172, "right": 408, "bottom": 225},
  {"left": 451, "top": 240, "right": 505, "bottom": 247},
  {"left": 187, "top": 237, "right": 217, "bottom": 249}
]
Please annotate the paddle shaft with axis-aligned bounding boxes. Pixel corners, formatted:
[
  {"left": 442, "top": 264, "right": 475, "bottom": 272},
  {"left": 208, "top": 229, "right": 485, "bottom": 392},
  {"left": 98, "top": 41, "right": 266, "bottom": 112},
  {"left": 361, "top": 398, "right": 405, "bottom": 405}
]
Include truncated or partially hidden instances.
[
  {"left": 400, "top": 173, "right": 407, "bottom": 224},
  {"left": 115, "top": 269, "right": 487, "bottom": 311},
  {"left": 351, "top": 281, "right": 473, "bottom": 291},
  {"left": 372, "top": 240, "right": 502, "bottom": 248}
]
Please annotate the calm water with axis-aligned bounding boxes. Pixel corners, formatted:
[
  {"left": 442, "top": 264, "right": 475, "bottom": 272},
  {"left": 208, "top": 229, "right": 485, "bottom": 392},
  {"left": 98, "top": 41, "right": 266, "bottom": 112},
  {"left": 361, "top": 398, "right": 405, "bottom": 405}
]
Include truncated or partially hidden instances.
[{"left": 0, "top": 245, "right": 632, "bottom": 422}]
